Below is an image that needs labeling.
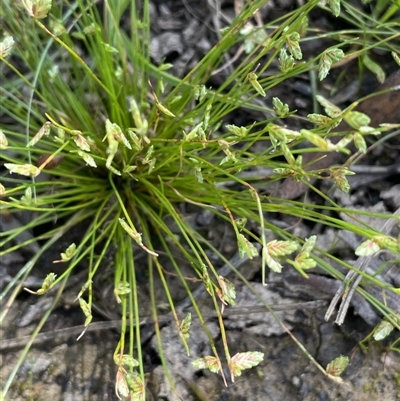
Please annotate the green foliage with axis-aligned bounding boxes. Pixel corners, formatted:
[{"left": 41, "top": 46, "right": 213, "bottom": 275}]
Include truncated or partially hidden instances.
[
  {"left": 1, "top": 0, "right": 400, "bottom": 398},
  {"left": 326, "top": 355, "right": 349, "bottom": 377}
]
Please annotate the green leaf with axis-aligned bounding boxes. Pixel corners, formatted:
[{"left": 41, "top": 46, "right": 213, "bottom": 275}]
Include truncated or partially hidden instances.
[
  {"left": 267, "top": 124, "right": 301, "bottom": 150},
  {"left": 119, "top": 218, "right": 142, "bottom": 244},
  {"left": 280, "top": 142, "right": 296, "bottom": 167},
  {"left": 286, "top": 32, "right": 302, "bottom": 60},
  {"left": 307, "top": 113, "right": 335, "bottom": 127},
  {"left": 248, "top": 72, "right": 266, "bottom": 97},
  {"left": 279, "top": 48, "right": 295, "bottom": 73},
  {"left": 263, "top": 246, "right": 283, "bottom": 273},
  {"left": 267, "top": 240, "right": 299, "bottom": 257},
  {"left": 115, "top": 281, "right": 131, "bottom": 296},
  {"left": 155, "top": 100, "right": 176, "bottom": 117},
  {"left": 235, "top": 217, "right": 247, "bottom": 231},
  {"left": 363, "top": 55, "right": 385, "bottom": 84},
  {"left": 103, "top": 42, "right": 119, "bottom": 54},
  {"left": 294, "top": 236, "right": 317, "bottom": 270},
  {"left": 353, "top": 133, "right": 367, "bottom": 153},
  {"left": 0, "top": 35, "right": 15, "bottom": 58},
  {"left": 120, "top": 355, "right": 140, "bottom": 369},
  {"left": 316, "top": 96, "right": 342, "bottom": 118},
  {"left": 355, "top": 239, "right": 380, "bottom": 256},
  {"left": 326, "top": 355, "right": 349, "bottom": 377},
  {"left": 179, "top": 313, "right": 192, "bottom": 339},
  {"left": 237, "top": 234, "right": 259, "bottom": 259},
  {"left": 229, "top": 351, "right": 264, "bottom": 380},
  {"left": 126, "top": 372, "right": 145, "bottom": 401},
  {"left": 83, "top": 23, "right": 99, "bottom": 35},
  {"left": 193, "top": 85, "right": 207, "bottom": 102},
  {"left": 217, "top": 276, "right": 236, "bottom": 306},
  {"left": 105, "top": 119, "right": 131, "bottom": 149},
  {"left": 77, "top": 150, "right": 97, "bottom": 167},
  {"left": 300, "top": 129, "right": 335, "bottom": 151},
  {"left": 73, "top": 134, "right": 91, "bottom": 152},
  {"left": 330, "top": 167, "right": 355, "bottom": 193},
  {"left": 393, "top": 51, "right": 400, "bottom": 67},
  {"left": 79, "top": 297, "right": 92, "bottom": 326},
  {"left": 25, "top": 272, "right": 57, "bottom": 295},
  {"left": 21, "top": 187, "right": 33, "bottom": 205},
  {"left": 24, "top": 0, "right": 52, "bottom": 19},
  {"left": 192, "top": 356, "right": 221, "bottom": 373},
  {"left": 0, "top": 130, "right": 8, "bottom": 149},
  {"left": 318, "top": 48, "right": 344, "bottom": 81},
  {"left": 4, "top": 163, "right": 41, "bottom": 177},
  {"left": 225, "top": 124, "right": 250, "bottom": 137},
  {"left": 326, "top": 0, "right": 341, "bottom": 17},
  {"left": 60, "top": 243, "right": 76, "bottom": 261},
  {"left": 344, "top": 111, "right": 371, "bottom": 129},
  {"left": 373, "top": 320, "right": 394, "bottom": 341},
  {"left": 272, "top": 97, "right": 290, "bottom": 118}
]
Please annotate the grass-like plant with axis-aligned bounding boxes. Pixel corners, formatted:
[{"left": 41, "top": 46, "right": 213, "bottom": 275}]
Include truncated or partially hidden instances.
[{"left": 1, "top": 0, "right": 400, "bottom": 399}]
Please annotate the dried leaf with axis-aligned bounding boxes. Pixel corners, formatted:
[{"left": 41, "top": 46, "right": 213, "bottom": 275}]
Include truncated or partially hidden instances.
[{"left": 115, "top": 369, "right": 129, "bottom": 400}]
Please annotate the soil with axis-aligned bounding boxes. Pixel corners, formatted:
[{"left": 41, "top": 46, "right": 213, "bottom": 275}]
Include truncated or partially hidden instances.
[{"left": 1, "top": 1, "right": 400, "bottom": 401}]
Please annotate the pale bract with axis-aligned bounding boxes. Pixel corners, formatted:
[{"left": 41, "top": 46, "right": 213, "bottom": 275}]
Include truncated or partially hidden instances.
[{"left": 4, "top": 163, "right": 41, "bottom": 177}]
